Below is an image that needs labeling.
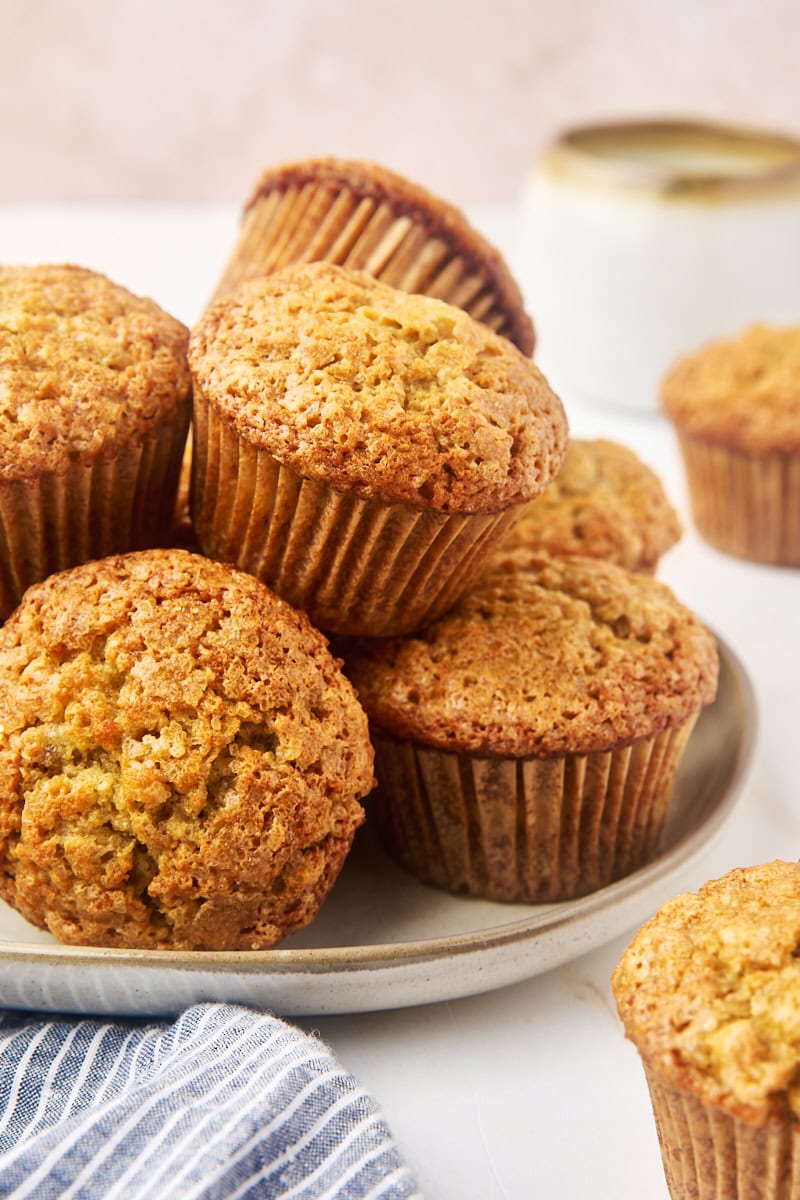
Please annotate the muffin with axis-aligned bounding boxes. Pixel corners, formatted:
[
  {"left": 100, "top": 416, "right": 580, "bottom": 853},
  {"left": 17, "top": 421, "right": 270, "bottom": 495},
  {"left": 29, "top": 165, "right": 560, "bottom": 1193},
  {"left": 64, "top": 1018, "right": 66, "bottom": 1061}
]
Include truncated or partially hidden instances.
[
  {"left": 208, "top": 156, "right": 535, "bottom": 354},
  {"left": 189, "top": 261, "right": 567, "bottom": 638},
  {"left": 612, "top": 861, "right": 800, "bottom": 1199},
  {"left": 0, "top": 264, "right": 191, "bottom": 619},
  {"left": 489, "top": 438, "right": 681, "bottom": 572},
  {"left": 342, "top": 552, "right": 718, "bottom": 902},
  {"left": 0, "top": 548, "right": 374, "bottom": 951},
  {"left": 662, "top": 324, "right": 800, "bottom": 565}
]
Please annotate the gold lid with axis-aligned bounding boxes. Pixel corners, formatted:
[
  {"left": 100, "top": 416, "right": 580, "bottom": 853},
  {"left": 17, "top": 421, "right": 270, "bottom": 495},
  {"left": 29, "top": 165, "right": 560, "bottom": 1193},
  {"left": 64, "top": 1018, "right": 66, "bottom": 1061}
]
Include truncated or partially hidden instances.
[{"left": 541, "top": 118, "right": 800, "bottom": 199}]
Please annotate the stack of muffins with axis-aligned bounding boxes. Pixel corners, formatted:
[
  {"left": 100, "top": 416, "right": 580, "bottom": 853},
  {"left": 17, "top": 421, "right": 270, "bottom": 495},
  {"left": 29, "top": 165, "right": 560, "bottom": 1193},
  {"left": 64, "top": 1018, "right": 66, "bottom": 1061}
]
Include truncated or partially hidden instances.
[
  {"left": 0, "top": 156, "right": 717, "bottom": 960},
  {"left": 16, "top": 156, "right": 797, "bottom": 1198},
  {"left": 189, "top": 158, "right": 715, "bottom": 908}
]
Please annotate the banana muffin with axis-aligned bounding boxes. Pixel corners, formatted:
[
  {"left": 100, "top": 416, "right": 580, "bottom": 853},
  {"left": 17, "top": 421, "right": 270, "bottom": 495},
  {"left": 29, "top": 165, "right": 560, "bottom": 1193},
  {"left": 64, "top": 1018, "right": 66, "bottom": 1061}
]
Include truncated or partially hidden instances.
[
  {"left": 662, "top": 323, "right": 800, "bottom": 565},
  {"left": 490, "top": 438, "right": 681, "bottom": 573},
  {"left": 0, "top": 264, "right": 191, "bottom": 619},
  {"left": 342, "top": 551, "right": 718, "bottom": 901},
  {"left": 0, "top": 548, "right": 374, "bottom": 951},
  {"left": 189, "top": 261, "right": 567, "bottom": 637},
  {"left": 612, "top": 861, "right": 800, "bottom": 1199},
  {"left": 208, "top": 156, "right": 535, "bottom": 353}
]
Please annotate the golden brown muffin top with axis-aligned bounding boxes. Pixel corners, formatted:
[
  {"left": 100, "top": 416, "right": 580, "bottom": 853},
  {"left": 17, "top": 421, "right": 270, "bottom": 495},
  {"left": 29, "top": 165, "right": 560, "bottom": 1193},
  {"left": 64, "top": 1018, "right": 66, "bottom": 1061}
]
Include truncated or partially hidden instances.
[
  {"left": 191, "top": 262, "right": 567, "bottom": 514},
  {"left": 0, "top": 264, "right": 191, "bottom": 481},
  {"left": 244, "top": 156, "right": 535, "bottom": 355},
  {"left": 612, "top": 861, "right": 800, "bottom": 1127},
  {"left": 343, "top": 551, "right": 718, "bottom": 757},
  {"left": 661, "top": 324, "right": 800, "bottom": 455},
  {"left": 0, "top": 548, "right": 373, "bottom": 950},
  {"left": 492, "top": 438, "right": 681, "bottom": 572}
]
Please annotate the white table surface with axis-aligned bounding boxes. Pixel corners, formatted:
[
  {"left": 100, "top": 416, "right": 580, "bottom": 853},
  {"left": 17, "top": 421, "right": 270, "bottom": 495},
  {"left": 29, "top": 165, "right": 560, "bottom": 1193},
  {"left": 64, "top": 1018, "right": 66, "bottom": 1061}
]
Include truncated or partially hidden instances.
[{"left": 1, "top": 202, "right": 798, "bottom": 1199}]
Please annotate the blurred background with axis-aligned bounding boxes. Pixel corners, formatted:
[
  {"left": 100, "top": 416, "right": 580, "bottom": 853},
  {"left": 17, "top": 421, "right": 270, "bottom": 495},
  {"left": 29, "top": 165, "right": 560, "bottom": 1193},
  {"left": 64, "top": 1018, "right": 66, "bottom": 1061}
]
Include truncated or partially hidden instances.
[{"left": 3, "top": 0, "right": 799, "bottom": 208}]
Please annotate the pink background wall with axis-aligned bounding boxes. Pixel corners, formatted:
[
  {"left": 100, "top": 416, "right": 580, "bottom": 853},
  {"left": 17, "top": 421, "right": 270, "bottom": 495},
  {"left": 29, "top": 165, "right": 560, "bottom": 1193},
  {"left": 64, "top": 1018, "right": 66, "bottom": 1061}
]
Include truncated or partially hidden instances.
[{"left": 3, "top": 0, "right": 798, "bottom": 208}]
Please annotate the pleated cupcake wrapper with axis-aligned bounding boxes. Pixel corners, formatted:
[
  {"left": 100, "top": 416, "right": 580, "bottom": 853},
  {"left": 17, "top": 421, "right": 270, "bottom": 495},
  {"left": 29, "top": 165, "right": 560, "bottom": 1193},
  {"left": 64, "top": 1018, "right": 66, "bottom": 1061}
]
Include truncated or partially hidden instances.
[
  {"left": 192, "top": 396, "right": 518, "bottom": 636},
  {"left": 0, "top": 417, "right": 189, "bottom": 620},
  {"left": 368, "top": 716, "right": 697, "bottom": 902},
  {"left": 678, "top": 434, "right": 800, "bottom": 566},
  {"left": 210, "top": 178, "right": 517, "bottom": 343},
  {"left": 168, "top": 433, "right": 199, "bottom": 550},
  {"left": 643, "top": 1064, "right": 800, "bottom": 1199}
]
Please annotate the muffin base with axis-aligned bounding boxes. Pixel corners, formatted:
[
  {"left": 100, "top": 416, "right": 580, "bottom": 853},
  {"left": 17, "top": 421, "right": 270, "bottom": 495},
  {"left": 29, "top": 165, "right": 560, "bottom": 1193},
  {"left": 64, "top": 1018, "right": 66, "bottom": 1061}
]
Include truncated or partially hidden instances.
[
  {"left": 643, "top": 1064, "right": 800, "bottom": 1199},
  {"left": 677, "top": 433, "right": 800, "bottom": 566},
  {"left": 0, "top": 415, "right": 189, "bottom": 620},
  {"left": 191, "top": 396, "right": 521, "bottom": 637},
  {"left": 210, "top": 175, "right": 532, "bottom": 350},
  {"left": 367, "top": 717, "right": 697, "bottom": 902}
]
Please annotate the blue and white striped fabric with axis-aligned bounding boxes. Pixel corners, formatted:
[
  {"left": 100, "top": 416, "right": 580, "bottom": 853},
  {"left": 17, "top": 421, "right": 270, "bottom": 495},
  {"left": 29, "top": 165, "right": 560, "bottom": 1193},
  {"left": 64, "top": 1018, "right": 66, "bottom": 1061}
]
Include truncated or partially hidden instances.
[{"left": 0, "top": 1003, "right": 421, "bottom": 1199}]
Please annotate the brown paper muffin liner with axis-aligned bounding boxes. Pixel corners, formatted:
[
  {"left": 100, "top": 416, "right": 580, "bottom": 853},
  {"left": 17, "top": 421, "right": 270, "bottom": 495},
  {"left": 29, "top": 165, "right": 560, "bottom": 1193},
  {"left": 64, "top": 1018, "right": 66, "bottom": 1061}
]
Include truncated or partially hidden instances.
[
  {"left": 168, "top": 432, "right": 199, "bottom": 550},
  {"left": 367, "top": 716, "right": 698, "bottom": 902},
  {"left": 0, "top": 415, "right": 189, "bottom": 620},
  {"left": 210, "top": 178, "right": 528, "bottom": 349},
  {"left": 191, "top": 395, "right": 519, "bottom": 637},
  {"left": 642, "top": 1063, "right": 800, "bottom": 1199},
  {"left": 677, "top": 433, "right": 800, "bottom": 566}
]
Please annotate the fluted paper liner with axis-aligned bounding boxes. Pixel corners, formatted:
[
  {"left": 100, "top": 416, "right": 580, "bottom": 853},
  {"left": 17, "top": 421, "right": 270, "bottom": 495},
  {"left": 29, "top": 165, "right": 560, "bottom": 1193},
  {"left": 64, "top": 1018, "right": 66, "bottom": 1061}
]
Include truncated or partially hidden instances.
[
  {"left": 642, "top": 1064, "right": 800, "bottom": 1199},
  {"left": 210, "top": 178, "right": 525, "bottom": 347},
  {"left": 678, "top": 434, "right": 800, "bottom": 566},
  {"left": 191, "top": 395, "right": 519, "bottom": 637},
  {"left": 368, "top": 716, "right": 698, "bottom": 901},
  {"left": 0, "top": 417, "right": 189, "bottom": 620}
]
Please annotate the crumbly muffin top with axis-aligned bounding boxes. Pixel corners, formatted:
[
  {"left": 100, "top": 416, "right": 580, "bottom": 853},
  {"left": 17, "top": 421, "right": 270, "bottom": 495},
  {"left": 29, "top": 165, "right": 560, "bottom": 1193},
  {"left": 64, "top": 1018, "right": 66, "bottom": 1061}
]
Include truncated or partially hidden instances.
[
  {"left": 0, "top": 548, "right": 373, "bottom": 950},
  {"left": 492, "top": 438, "right": 681, "bottom": 572},
  {"left": 342, "top": 551, "right": 718, "bottom": 757},
  {"left": 612, "top": 861, "right": 800, "bottom": 1127},
  {"left": 244, "top": 156, "right": 535, "bottom": 355},
  {"left": 661, "top": 324, "right": 800, "bottom": 455},
  {"left": 190, "top": 262, "right": 567, "bottom": 514},
  {"left": 0, "top": 264, "right": 191, "bottom": 481}
]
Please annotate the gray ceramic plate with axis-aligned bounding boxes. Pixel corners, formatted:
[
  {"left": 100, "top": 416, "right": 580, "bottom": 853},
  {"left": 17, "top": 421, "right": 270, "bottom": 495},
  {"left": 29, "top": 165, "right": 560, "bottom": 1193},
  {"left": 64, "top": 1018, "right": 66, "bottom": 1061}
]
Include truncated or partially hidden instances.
[{"left": 0, "top": 637, "right": 754, "bottom": 1017}]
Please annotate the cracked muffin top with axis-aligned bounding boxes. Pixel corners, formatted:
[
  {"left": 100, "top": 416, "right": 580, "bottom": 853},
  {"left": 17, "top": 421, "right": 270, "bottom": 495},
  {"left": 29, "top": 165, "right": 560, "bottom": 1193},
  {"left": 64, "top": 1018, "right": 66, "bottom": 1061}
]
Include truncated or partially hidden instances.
[
  {"left": 0, "top": 548, "right": 373, "bottom": 951},
  {"left": 237, "top": 156, "right": 536, "bottom": 354},
  {"left": 0, "top": 264, "right": 191, "bottom": 480},
  {"left": 612, "top": 861, "right": 800, "bottom": 1127},
  {"left": 190, "top": 261, "right": 567, "bottom": 513},
  {"left": 342, "top": 551, "right": 718, "bottom": 757},
  {"left": 661, "top": 324, "right": 800, "bottom": 455},
  {"left": 491, "top": 438, "right": 681, "bottom": 572}
]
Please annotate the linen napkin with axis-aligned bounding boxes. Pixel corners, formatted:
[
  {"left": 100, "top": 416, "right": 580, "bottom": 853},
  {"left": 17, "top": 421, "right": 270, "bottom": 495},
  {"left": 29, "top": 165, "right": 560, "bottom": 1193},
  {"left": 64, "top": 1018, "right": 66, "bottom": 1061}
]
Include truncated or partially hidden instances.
[{"left": 0, "top": 1002, "right": 421, "bottom": 1199}]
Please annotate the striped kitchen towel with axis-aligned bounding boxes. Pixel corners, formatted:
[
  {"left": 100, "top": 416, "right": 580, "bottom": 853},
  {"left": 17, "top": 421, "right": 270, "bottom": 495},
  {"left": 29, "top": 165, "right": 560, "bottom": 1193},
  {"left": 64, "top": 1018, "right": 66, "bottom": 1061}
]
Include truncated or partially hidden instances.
[{"left": 0, "top": 1003, "right": 421, "bottom": 1199}]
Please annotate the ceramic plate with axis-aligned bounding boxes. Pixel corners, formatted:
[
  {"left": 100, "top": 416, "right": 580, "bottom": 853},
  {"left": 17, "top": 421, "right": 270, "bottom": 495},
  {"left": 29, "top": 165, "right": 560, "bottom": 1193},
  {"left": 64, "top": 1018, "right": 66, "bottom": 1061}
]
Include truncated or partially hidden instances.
[{"left": 0, "top": 637, "right": 754, "bottom": 1017}]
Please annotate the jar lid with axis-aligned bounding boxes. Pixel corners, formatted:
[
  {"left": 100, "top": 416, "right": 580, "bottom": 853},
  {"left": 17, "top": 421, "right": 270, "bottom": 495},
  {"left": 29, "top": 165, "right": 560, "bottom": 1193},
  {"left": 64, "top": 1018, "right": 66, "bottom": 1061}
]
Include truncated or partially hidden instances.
[{"left": 542, "top": 118, "right": 800, "bottom": 198}]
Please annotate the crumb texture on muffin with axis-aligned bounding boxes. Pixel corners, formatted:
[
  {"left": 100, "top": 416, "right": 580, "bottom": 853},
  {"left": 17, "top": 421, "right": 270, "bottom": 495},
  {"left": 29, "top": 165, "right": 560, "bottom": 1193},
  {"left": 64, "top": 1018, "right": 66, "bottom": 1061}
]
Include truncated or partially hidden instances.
[
  {"left": 612, "top": 860, "right": 800, "bottom": 1126},
  {"left": 0, "top": 264, "right": 191, "bottom": 478},
  {"left": 0, "top": 549, "right": 373, "bottom": 950},
  {"left": 493, "top": 438, "right": 681, "bottom": 571},
  {"left": 662, "top": 324, "right": 800, "bottom": 455},
  {"left": 343, "top": 552, "right": 718, "bottom": 757},
  {"left": 190, "top": 261, "right": 566, "bottom": 513}
]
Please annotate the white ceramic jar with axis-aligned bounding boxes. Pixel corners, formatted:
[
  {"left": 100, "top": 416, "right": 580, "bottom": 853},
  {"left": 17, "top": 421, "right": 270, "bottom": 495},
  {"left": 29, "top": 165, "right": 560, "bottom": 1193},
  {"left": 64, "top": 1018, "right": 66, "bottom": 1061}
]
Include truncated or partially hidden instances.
[{"left": 518, "top": 118, "right": 800, "bottom": 411}]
